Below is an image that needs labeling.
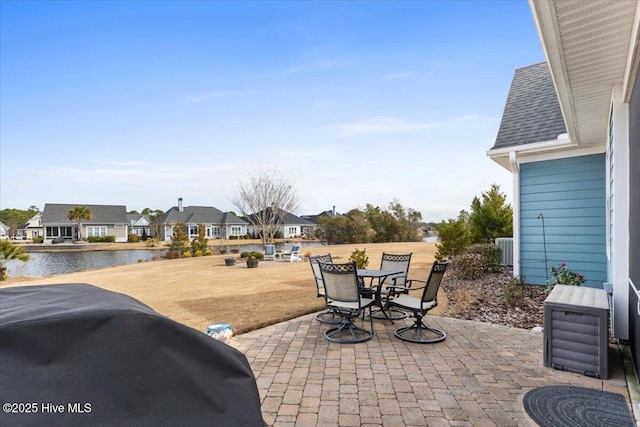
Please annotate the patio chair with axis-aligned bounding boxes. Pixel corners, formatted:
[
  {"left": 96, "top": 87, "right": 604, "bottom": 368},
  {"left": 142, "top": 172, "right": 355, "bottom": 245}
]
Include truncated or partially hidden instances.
[
  {"left": 283, "top": 244, "right": 301, "bottom": 262},
  {"left": 318, "top": 261, "right": 375, "bottom": 343},
  {"left": 371, "top": 253, "right": 412, "bottom": 321},
  {"left": 308, "top": 254, "right": 339, "bottom": 324},
  {"left": 387, "top": 261, "right": 449, "bottom": 343},
  {"left": 263, "top": 245, "right": 276, "bottom": 261}
]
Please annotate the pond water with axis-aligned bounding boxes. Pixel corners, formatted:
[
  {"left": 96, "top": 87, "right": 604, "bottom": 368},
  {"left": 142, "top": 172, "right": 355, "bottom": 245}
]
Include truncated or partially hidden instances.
[
  {"left": 5, "top": 249, "right": 167, "bottom": 278},
  {"left": 5, "top": 241, "right": 327, "bottom": 278}
]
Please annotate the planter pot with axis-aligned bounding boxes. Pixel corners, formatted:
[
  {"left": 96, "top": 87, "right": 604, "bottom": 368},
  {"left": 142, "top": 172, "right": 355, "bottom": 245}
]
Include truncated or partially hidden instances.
[
  {"left": 224, "top": 258, "right": 236, "bottom": 266},
  {"left": 246, "top": 259, "right": 259, "bottom": 268}
]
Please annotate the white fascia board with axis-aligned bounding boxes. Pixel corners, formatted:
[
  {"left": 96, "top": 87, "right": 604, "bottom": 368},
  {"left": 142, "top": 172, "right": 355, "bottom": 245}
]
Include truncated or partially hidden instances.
[
  {"left": 487, "top": 135, "right": 577, "bottom": 171},
  {"left": 487, "top": 134, "right": 578, "bottom": 172},
  {"left": 623, "top": 1, "right": 640, "bottom": 101},
  {"left": 515, "top": 144, "right": 605, "bottom": 165},
  {"left": 529, "top": 0, "right": 580, "bottom": 145}
]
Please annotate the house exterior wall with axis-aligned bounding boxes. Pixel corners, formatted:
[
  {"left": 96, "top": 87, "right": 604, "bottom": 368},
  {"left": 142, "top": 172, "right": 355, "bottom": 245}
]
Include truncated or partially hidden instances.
[
  {"left": 628, "top": 69, "right": 640, "bottom": 380},
  {"left": 84, "top": 224, "right": 128, "bottom": 243},
  {"left": 519, "top": 154, "right": 607, "bottom": 288}
]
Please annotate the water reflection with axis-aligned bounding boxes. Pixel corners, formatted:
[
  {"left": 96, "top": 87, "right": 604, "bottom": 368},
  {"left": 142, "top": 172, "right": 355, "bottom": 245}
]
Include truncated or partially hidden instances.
[
  {"left": 6, "top": 249, "right": 166, "bottom": 278},
  {"left": 5, "top": 241, "right": 327, "bottom": 278}
]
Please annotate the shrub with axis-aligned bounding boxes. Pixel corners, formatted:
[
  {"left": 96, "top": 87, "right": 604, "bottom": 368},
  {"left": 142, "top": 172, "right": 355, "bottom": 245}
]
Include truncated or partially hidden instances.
[
  {"left": 501, "top": 276, "right": 526, "bottom": 307},
  {"left": 182, "top": 251, "right": 192, "bottom": 257},
  {"left": 240, "top": 251, "right": 264, "bottom": 260},
  {"left": 166, "top": 251, "right": 180, "bottom": 259},
  {"left": 194, "top": 250, "right": 203, "bottom": 257},
  {"left": 231, "top": 249, "right": 240, "bottom": 254},
  {"left": 33, "top": 236, "right": 44, "bottom": 244},
  {"left": 128, "top": 234, "right": 140, "bottom": 243},
  {"left": 87, "top": 236, "right": 116, "bottom": 243},
  {"left": 551, "top": 262, "right": 586, "bottom": 286},
  {"left": 349, "top": 248, "right": 369, "bottom": 269},
  {"left": 145, "top": 238, "right": 159, "bottom": 247},
  {"left": 434, "top": 218, "right": 471, "bottom": 261},
  {"left": 204, "top": 249, "right": 213, "bottom": 256},
  {"left": 547, "top": 262, "right": 586, "bottom": 292},
  {"left": 450, "top": 253, "right": 485, "bottom": 280},
  {"left": 466, "top": 243, "right": 502, "bottom": 273}
]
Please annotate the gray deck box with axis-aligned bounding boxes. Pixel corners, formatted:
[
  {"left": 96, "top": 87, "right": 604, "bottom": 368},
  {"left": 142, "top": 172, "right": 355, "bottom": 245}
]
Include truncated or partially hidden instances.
[{"left": 543, "top": 285, "right": 610, "bottom": 379}]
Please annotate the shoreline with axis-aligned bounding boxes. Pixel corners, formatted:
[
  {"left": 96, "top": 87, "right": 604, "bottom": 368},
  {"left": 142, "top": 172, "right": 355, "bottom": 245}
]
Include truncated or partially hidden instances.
[{"left": 14, "top": 238, "right": 318, "bottom": 253}]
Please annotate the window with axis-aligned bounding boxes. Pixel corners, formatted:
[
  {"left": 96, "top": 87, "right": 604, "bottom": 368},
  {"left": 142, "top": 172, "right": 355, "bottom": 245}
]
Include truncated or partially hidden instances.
[
  {"left": 230, "top": 226, "right": 242, "bottom": 236},
  {"left": 188, "top": 225, "right": 199, "bottom": 237},
  {"left": 288, "top": 227, "right": 297, "bottom": 236},
  {"left": 46, "top": 227, "right": 59, "bottom": 237},
  {"left": 86, "top": 226, "right": 107, "bottom": 237}
]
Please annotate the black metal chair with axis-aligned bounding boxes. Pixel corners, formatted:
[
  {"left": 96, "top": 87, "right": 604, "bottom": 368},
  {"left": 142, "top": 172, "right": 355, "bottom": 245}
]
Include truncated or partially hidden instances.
[
  {"left": 308, "top": 254, "right": 340, "bottom": 324},
  {"left": 371, "top": 253, "right": 412, "bottom": 321},
  {"left": 387, "top": 261, "right": 449, "bottom": 343},
  {"left": 318, "top": 261, "right": 375, "bottom": 343}
]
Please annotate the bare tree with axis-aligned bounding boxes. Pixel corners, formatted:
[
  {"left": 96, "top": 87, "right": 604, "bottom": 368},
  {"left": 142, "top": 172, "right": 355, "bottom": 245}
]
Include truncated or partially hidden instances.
[{"left": 232, "top": 170, "right": 300, "bottom": 246}]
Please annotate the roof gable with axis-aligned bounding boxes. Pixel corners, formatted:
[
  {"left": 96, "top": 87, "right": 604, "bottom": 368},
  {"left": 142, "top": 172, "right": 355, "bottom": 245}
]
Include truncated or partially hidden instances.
[{"left": 492, "top": 62, "right": 567, "bottom": 150}]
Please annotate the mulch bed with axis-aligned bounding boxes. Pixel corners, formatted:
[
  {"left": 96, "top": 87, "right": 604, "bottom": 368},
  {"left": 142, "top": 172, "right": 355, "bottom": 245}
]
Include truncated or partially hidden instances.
[{"left": 440, "top": 268, "right": 547, "bottom": 330}]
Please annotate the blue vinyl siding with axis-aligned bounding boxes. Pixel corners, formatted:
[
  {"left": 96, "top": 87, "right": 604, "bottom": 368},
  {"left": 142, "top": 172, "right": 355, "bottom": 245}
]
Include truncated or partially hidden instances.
[{"left": 520, "top": 154, "right": 606, "bottom": 288}]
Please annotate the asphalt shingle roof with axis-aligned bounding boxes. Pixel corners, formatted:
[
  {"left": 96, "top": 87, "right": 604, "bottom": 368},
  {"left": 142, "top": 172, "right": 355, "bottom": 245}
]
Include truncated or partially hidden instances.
[
  {"left": 492, "top": 62, "right": 567, "bottom": 150},
  {"left": 41, "top": 204, "right": 128, "bottom": 224},
  {"left": 156, "top": 206, "right": 248, "bottom": 225}
]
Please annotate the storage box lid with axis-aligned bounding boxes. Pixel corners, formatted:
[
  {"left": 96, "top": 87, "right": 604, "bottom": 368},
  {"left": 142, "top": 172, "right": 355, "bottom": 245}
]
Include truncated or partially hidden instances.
[{"left": 544, "top": 285, "right": 609, "bottom": 310}]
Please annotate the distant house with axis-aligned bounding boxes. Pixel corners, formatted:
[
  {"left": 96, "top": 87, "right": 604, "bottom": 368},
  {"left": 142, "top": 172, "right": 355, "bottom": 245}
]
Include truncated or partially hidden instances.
[
  {"left": 21, "top": 213, "right": 43, "bottom": 240},
  {"left": 300, "top": 206, "right": 340, "bottom": 225},
  {"left": 153, "top": 198, "right": 248, "bottom": 242},
  {"left": 41, "top": 204, "right": 129, "bottom": 243},
  {"left": 246, "top": 208, "right": 316, "bottom": 239},
  {"left": 127, "top": 213, "right": 151, "bottom": 237},
  {"left": 0, "top": 222, "right": 9, "bottom": 240},
  {"left": 488, "top": 1, "right": 638, "bottom": 381}
]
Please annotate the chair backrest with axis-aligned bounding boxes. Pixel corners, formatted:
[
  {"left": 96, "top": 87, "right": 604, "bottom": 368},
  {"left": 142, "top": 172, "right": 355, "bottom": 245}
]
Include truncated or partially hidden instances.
[
  {"left": 380, "top": 253, "right": 412, "bottom": 286},
  {"left": 421, "top": 261, "right": 449, "bottom": 305},
  {"left": 291, "top": 244, "right": 301, "bottom": 254},
  {"left": 318, "top": 261, "right": 361, "bottom": 304},
  {"left": 309, "top": 254, "right": 333, "bottom": 297},
  {"left": 264, "top": 245, "right": 275, "bottom": 256}
]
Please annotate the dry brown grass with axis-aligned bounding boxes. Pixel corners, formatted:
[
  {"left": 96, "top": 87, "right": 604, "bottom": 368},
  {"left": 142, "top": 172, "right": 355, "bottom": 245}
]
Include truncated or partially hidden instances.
[{"left": 1, "top": 242, "right": 438, "bottom": 335}]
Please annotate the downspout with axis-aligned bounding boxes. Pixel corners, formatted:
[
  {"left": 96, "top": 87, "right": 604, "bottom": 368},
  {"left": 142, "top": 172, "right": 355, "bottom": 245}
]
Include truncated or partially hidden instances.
[{"left": 509, "top": 151, "right": 521, "bottom": 278}]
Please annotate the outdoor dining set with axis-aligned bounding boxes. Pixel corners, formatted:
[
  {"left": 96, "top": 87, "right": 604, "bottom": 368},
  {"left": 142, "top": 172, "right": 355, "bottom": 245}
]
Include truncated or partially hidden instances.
[{"left": 308, "top": 253, "right": 449, "bottom": 344}]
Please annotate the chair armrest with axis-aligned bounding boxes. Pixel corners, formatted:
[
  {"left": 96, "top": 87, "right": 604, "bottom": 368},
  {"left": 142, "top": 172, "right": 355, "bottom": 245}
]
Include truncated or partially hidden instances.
[
  {"left": 389, "top": 280, "right": 427, "bottom": 293},
  {"left": 385, "top": 284, "right": 424, "bottom": 293}
]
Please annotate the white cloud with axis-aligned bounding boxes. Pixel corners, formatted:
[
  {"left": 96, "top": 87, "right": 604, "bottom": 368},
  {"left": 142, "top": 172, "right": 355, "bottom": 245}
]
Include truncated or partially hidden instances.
[
  {"left": 258, "top": 58, "right": 344, "bottom": 79},
  {"left": 333, "top": 115, "right": 499, "bottom": 137},
  {"left": 177, "top": 90, "right": 247, "bottom": 105}
]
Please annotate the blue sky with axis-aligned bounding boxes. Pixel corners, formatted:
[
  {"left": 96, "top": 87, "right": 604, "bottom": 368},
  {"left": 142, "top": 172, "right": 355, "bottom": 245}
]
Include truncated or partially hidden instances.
[{"left": 1, "top": 1, "right": 544, "bottom": 222}]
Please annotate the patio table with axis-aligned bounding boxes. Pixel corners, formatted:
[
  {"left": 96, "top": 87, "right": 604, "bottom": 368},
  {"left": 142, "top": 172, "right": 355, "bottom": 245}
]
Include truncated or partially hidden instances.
[{"left": 357, "top": 269, "right": 403, "bottom": 323}]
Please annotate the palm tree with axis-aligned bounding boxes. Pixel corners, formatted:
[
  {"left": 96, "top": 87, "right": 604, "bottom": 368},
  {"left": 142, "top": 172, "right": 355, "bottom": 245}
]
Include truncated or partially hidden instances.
[
  {"left": 0, "top": 240, "right": 29, "bottom": 280},
  {"left": 67, "top": 206, "right": 92, "bottom": 241}
]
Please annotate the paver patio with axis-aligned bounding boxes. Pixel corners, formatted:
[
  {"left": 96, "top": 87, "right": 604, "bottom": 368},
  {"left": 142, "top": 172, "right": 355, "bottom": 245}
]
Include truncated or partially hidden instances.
[{"left": 231, "top": 313, "right": 636, "bottom": 427}]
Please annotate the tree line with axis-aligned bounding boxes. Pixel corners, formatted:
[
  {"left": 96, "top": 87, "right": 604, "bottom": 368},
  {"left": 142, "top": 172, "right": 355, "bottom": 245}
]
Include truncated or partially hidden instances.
[{"left": 315, "top": 200, "right": 424, "bottom": 244}]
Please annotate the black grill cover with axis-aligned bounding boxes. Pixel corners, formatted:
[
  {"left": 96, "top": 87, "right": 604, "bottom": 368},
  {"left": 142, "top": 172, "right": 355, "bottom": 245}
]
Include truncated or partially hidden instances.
[{"left": 0, "top": 284, "right": 265, "bottom": 427}]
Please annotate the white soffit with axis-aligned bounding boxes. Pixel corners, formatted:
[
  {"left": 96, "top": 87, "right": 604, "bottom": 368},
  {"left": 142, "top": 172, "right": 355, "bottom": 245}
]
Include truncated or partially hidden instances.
[{"left": 531, "top": 0, "right": 637, "bottom": 148}]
